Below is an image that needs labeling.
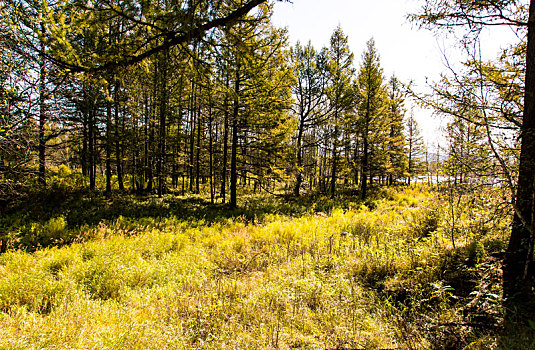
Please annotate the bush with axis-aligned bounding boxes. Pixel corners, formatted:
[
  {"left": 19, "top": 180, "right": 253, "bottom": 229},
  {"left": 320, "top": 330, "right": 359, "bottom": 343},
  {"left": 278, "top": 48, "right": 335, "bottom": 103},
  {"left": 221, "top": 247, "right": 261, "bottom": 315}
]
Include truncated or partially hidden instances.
[{"left": 18, "top": 216, "right": 71, "bottom": 250}]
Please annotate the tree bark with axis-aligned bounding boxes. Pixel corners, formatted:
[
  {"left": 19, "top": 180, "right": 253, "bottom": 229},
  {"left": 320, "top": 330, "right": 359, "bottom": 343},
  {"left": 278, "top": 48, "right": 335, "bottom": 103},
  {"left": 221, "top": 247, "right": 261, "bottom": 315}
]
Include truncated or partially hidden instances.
[
  {"left": 157, "top": 51, "right": 168, "bottom": 197},
  {"left": 503, "top": 0, "right": 535, "bottom": 319},
  {"left": 195, "top": 98, "right": 201, "bottom": 194},
  {"left": 88, "top": 104, "right": 95, "bottom": 191},
  {"left": 209, "top": 102, "right": 214, "bottom": 204},
  {"left": 221, "top": 104, "right": 229, "bottom": 203},
  {"left": 230, "top": 118, "right": 238, "bottom": 208},
  {"left": 294, "top": 113, "right": 305, "bottom": 196},
  {"left": 81, "top": 91, "right": 88, "bottom": 177},
  {"left": 360, "top": 118, "right": 369, "bottom": 200},
  {"left": 189, "top": 81, "right": 196, "bottom": 193},
  {"left": 38, "top": 24, "right": 46, "bottom": 186},
  {"left": 330, "top": 124, "right": 338, "bottom": 199},
  {"left": 105, "top": 86, "right": 112, "bottom": 194},
  {"left": 143, "top": 94, "right": 149, "bottom": 190},
  {"left": 114, "top": 79, "right": 124, "bottom": 191},
  {"left": 230, "top": 65, "right": 241, "bottom": 209}
]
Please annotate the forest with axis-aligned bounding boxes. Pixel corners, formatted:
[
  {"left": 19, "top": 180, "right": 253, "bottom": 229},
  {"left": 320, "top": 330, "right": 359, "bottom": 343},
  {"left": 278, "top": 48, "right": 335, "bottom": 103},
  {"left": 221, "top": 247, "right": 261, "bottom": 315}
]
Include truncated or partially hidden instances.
[{"left": 0, "top": 0, "right": 534, "bottom": 348}]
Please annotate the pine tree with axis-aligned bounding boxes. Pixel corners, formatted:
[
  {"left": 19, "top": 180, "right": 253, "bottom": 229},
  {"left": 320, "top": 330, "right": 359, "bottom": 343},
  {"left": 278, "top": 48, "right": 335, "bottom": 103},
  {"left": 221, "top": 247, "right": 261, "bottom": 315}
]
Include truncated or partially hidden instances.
[
  {"left": 356, "top": 39, "right": 386, "bottom": 199},
  {"left": 405, "top": 113, "right": 425, "bottom": 184},
  {"left": 325, "top": 26, "right": 355, "bottom": 198},
  {"left": 290, "top": 41, "right": 329, "bottom": 196},
  {"left": 386, "top": 76, "right": 407, "bottom": 185}
]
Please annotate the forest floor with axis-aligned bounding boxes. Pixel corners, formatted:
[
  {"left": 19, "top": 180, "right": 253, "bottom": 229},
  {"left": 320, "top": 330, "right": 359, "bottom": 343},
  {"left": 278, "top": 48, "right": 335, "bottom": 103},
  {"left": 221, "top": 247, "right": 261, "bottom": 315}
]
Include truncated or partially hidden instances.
[{"left": 0, "top": 185, "right": 531, "bottom": 349}]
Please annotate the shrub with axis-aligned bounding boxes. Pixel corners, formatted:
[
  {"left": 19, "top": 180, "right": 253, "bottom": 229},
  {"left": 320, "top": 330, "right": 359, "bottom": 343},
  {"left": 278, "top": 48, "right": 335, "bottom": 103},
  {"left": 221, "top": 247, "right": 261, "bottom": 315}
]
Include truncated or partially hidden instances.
[{"left": 18, "top": 216, "right": 71, "bottom": 250}]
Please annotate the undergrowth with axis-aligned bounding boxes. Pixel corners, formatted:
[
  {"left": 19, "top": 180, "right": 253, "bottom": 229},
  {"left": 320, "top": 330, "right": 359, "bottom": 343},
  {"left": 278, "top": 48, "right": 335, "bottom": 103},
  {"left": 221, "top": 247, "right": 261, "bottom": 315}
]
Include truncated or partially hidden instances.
[{"left": 0, "top": 185, "right": 524, "bottom": 349}]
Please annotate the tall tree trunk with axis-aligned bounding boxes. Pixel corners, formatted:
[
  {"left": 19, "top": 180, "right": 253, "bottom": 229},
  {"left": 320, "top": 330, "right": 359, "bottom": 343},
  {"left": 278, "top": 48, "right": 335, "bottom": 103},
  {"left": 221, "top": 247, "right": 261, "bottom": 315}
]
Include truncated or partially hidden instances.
[
  {"left": 88, "top": 105, "right": 95, "bottom": 191},
  {"left": 195, "top": 100, "right": 201, "bottom": 194},
  {"left": 330, "top": 127, "right": 338, "bottom": 199},
  {"left": 221, "top": 104, "right": 229, "bottom": 203},
  {"left": 230, "top": 117, "right": 238, "bottom": 209},
  {"left": 132, "top": 105, "right": 139, "bottom": 192},
  {"left": 114, "top": 79, "right": 124, "bottom": 191},
  {"left": 147, "top": 118, "right": 155, "bottom": 192},
  {"left": 157, "top": 51, "right": 168, "bottom": 197},
  {"left": 241, "top": 129, "right": 247, "bottom": 188},
  {"left": 81, "top": 95, "right": 88, "bottom": 177},
  {"left": 209, "top": 103, "right": 214, "bottom": 204},
  {"left": 353, "top": 138, "right": 360, "bottom": 186},
  {"left": 38, "top": 24, "right": 46, "bottom": 186},
  {"left": 230, "top": 65, "right": 241, "bottom": 209},
  {"left": 147, "top": 116, "right": 154, "bottom": 192},
  {"left": 408, "top": 122, "right": 413, "bottom": 185},
  {"left": 360, "top": 118, "right": 369, "bottom": 200},
  {"left": 503, "top": 0, "right": 535, "bottom": 319},
  {"left": 360, "top": 138, "right": 368, "bottom": 200},
  {"left": 294, "top": 114, "right": 305, "bottom": 196},
  {"left": 173, "top": 105, "right": 183, "bottom": 189},
  {"left": 143, "top": 94, "right": 149, "bottom": 189},
  {"left": 147, "top": 62, "right": 158, "bottom": 193},
  {"left": 189, "top": 81, "right": 196, "bottom": 193},
  {"left": 105, "top": 86, "right": 112, "bottom": 194}
]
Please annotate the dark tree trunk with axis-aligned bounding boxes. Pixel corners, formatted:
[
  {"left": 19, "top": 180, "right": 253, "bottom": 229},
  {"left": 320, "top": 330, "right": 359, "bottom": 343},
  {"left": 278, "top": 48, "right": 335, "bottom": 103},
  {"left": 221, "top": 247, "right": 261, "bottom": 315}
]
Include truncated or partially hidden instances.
[
  {"left": 88, "top": 106, "right": 95, "bottom": 191},
  {"left": 230, "top": 65, "right": 241, "bottom": 209},
  {"left": 353, "top": 139, "right": 360, "bottom": 186},
  {"left": 147, "top": 63, "right": 158, "bottom": 193},
  {"left": 195, "top": 100, "right": 201, "bottom": 194},
  {"left": 241, "top": 129, "right": 247, "bottom": 188},
  {"left": 230, "top": 117, "right": 238, "bottom": 209},
  {"left": 173, "top": 105, "right": 183, "bottom": 189},
  {"left": 143, "top": 94, "right": 149, "bottom": 189},
  {"left": 294, "top": 114, "right": 305, "bottom": 196},
  {"left": 330, "top": 112, "right": 339, "bottom": 199},
  {"left": 157, "top": 51, "right": 169, "bottom": 198},
  {"left": 503, "top": 0, "right": 535, "bottom": 320},
  {"left": 208, "top": 103, "right": 214, "bottom": 204},
  {"left": 114, "top": 80, "right": 124, "bottom": 191},
  {"left": 221, "top": 106, "right": 229, "bottom": 203},
  {"left": 189, "top": 81, "right": 196, "bottom": 193},
  {"left": 132, "top": 106, "right": 139, "bottom": 193},
  {"left": 81, "top": 100, "right": 88, "bottom": 177},
  {"left": 38, "top": 28, "right": 46, "bottom": 187},
  {"left": 105, "top": 88, "right": 112, "bottom": 194},
  {"left": 147, "top": 116, "right": 154, "bottom": 193},
  {"left": 360, "top": 139, "right": 368, "bottom": 200},
  {"left": 330, "top": 131, "right": 338, "bottom": 199},
  {"left": 360, "top": 119, "right": 369, "bottom": 200}
]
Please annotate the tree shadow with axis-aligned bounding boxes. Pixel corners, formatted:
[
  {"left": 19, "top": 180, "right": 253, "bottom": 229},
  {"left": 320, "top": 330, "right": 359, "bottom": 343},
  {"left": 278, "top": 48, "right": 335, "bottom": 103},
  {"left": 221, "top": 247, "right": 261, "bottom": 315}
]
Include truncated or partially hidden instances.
[{"left": 0, "top": 184, "right": 388, "bottom": 252}]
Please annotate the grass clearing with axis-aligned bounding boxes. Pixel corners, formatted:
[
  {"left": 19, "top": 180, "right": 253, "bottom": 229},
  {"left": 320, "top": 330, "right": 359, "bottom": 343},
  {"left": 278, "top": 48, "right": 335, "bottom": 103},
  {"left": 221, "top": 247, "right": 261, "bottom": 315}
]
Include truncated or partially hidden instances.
[{"left": 0, "top": 186, "right": 521, "bottom": 349}]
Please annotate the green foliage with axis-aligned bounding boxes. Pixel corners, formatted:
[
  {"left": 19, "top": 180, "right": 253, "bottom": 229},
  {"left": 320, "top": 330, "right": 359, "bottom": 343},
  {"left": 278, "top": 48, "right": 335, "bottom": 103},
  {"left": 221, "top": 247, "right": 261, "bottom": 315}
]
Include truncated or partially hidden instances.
[
  {"left": 411, "top": 206, "right": 440, "bottom": 238},
  {"left": 18, "top": 216, "right": 70, "bottom": 249}
]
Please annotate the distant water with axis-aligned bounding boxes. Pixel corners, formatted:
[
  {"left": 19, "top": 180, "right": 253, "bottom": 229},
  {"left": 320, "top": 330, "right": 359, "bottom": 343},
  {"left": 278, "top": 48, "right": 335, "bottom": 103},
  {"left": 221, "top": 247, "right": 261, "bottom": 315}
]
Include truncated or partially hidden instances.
[{"left": 409, "top": 176, "right": 507, "bottom": 186}]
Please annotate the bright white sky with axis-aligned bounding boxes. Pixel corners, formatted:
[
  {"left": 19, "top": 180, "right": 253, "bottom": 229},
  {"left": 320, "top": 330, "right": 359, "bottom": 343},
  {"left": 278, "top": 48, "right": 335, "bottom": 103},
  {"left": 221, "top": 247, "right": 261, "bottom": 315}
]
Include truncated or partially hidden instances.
[{"left": 271, "top": 0, "right": 521, "bottom": 149}]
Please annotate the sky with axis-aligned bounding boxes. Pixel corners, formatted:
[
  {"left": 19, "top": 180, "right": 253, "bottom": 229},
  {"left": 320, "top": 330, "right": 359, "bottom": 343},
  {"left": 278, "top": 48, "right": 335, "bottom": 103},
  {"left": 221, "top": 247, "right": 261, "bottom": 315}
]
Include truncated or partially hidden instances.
[{"left": 270, "top": 0, "right": 521, "bottom": 149}]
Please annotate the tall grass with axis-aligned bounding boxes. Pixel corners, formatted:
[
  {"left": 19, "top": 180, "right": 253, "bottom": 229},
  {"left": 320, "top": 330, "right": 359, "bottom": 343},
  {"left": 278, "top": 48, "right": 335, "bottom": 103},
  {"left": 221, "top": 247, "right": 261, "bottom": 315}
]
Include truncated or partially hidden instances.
[{"left": 0, "top": 186, "right": 519, "bottom": 349}]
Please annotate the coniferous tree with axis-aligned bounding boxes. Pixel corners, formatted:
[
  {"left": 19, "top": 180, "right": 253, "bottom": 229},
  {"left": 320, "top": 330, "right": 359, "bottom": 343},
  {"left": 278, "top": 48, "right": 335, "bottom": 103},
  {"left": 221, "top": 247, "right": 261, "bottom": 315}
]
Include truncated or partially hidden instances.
[
  {"left": 325, "top": 26, "right": 355, "bottom": 198},
  {"left": 290, "top": 41, "right": 329, "bottom": 196},
  {"left": 406, "top": 113, "right": 425, "bottom": 184},
  {"left": 356, "top": 39, "right": 385, "bottom": 199},
  {"left": 386, "top": 76, "right": 407, "bottom": 185}
]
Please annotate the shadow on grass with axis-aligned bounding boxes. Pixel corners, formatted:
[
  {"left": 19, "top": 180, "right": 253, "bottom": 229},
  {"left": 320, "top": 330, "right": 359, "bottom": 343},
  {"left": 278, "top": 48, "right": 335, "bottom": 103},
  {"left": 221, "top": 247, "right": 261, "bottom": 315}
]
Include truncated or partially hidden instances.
[{"left": 0, "top": 184, "right": 392, "bottom": 252}]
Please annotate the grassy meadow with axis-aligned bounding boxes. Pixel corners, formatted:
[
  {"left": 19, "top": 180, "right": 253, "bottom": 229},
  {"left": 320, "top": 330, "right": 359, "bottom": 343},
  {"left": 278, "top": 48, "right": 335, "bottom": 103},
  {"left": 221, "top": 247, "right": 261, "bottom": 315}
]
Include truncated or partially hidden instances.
[{"left": 0, "top": 185, "right": 527, "bottom": 349}]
